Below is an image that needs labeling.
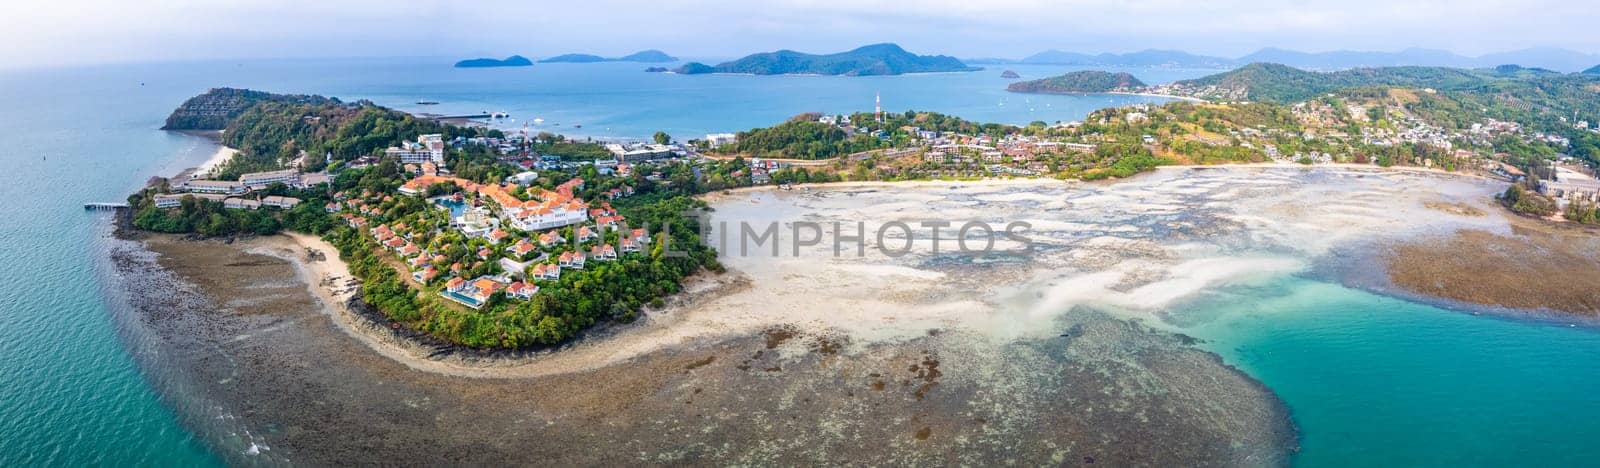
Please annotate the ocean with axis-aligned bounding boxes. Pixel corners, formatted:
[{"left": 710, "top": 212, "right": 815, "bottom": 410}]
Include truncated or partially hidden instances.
[{"left": 1, "top": 57, "right": 1598, "bottom": 466}]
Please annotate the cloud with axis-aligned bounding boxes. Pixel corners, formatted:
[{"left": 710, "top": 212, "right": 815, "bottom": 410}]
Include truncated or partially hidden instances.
[{"left": 1, "top": 0, "right": 1596, "bottom": 68}]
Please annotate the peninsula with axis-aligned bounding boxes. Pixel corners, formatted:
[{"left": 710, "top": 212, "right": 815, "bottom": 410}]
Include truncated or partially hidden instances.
[
  {"left": 454, "top": 55, "right": 534, "bottom": 68},
  {"left": 673, "top": 43, "right": 980, "bottom": 76}
]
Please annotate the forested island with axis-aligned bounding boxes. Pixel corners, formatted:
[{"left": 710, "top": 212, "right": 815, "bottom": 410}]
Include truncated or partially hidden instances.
[
  {"left": 1006, "top": 71, "right": 1147, "bottom": 94},
  {"left": 454, "top": 56, "right": 534, "bottom": 68},
  {"left": 673, "top": 43, "right": 979, "bottom": 76}
]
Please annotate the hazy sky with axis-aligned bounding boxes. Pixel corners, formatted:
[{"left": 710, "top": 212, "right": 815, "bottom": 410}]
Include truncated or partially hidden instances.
[{"left": 4, "top": 0, "right": 1597, "bottom": 68}]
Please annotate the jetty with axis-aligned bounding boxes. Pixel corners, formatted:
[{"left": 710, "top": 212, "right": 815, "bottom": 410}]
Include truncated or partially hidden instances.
[{"left": 84, "top": 202, "right": 129, "bottom": 211}]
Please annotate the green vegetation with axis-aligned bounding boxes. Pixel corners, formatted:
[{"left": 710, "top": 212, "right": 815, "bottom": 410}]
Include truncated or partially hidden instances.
[
  {"left": 725, "top": 118, "right": 876, "bottom": 159},
  {"left": 161, "top": 88, "right": 335, "bottom": 130},
  {"left": 127, "top": 183, "right": 337, "bottom": 236},
  {"left": 1006, "top": 71, "right": 1147, "bottom": 94},
  {"left": 319, "top": 172, "right": 721, "bottom": 348},
  {"left": 1565, "top": 199, "right": 1600, "bottom": 224},
  {"left": 675, "top": 43, "right": 978, "bottom": 76},
  {"left": 1502, "top": 183, "right": 1558, "bottom": 217}
]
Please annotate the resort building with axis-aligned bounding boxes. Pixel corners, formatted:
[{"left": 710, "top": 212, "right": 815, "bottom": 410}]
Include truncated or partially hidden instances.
[
  {"left": 223, "top": 197, "right": 262, "bottom": 210},
  {"left": 239, "top": 169, "right": 300, "bottom": 188},
  {"left": 385, "top": 134, "right": 446, "bottom": 164},
  {"left": 705, "top": 133, "right": 737, "bottom": 148},
  {"left": 154, "top": 194, "right": 184, "bottom": 208},
  {"left": 262, "top": 196, "right": 301, "bottom": 209},
  {"left": 1539, "top": 167, "right": 1600, "bottom": 204},
  {"left": 154, "top": 193, "right": 225, "bottom": 208},
  {"left": 180, "top": 179, "right": 246, "bottom": 195}
]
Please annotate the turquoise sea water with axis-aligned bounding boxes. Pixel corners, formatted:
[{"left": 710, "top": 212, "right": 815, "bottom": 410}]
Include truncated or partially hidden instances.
[
  {"left": 1182, "top": 279, "right": 1600, "bottom": 466},
  {"left": 2, "top": 58, "right": 1599, "bottom": 466}
]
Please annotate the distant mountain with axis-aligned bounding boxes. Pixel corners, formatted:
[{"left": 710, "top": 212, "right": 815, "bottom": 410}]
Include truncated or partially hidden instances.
[
  {"left": 1008, "top": 46, "right": 1600, "bottom": 72},
  {"left": 1474, "top": 47, "right": 1600, "bottom": 73},
  {"left": 674, "top": 43, "right": 980, "bottom": 76},
  {"left": 1584, "top": 65, "right": 1600, "bottom": 75},
  {"left": 1020, "top": 49, "right": 1233, "bottom": 68},
  {"left": 454, "top": 55, "right": 533, "bottom": 68},
  {"left": 964, "top": 57, "right": 1018, "bottom": 65},
  {"left": 540, "top": 50, "right": 679, "bottom": 63},
  {"left": 1237, "top": 47, "right": 1472, "bottom": 70},
  {"left": 1007, "top": 71, "right": 1146, "bottom": 94},
  {"left": 539, "top": 53, "right": 607, "bottom": 63},
  {"left": 617, "top": 50, "right": 677, "bottom": 62}
]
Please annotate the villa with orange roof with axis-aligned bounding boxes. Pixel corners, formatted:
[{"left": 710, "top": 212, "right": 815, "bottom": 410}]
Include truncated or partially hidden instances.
[
  {"left": 413, "top": 266, "right": 440, "bottom": 284},
  {"left": 558, "top": 251, "right": 585, "bottom": 269},
  {"left": 442, "top": 275, "right": 503, "bottom": 309},
  {"left": 510, "top": 239, "right": 537, "bottom": 259},
  {"left": 530, "top": 263, "right": 561, "bottom": 281},
  {"left": 590, "top": 244, "right": 617, "bottom": 261},
  {"left": 505, "top": 281, "right": 538, "bottom": 300},
  {"left": 538, "top": 230, "right": 564, "bottom": 247}
]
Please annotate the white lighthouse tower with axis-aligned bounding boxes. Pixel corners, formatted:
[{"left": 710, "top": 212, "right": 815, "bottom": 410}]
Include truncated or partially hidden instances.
[{"left": 875, "top": 91, "right": 883, "bottom": 122}]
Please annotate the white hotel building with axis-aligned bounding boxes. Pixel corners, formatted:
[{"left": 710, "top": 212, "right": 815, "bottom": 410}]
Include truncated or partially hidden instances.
[{"left": 385, "top": 134, "right": 446, "bottom": 164}]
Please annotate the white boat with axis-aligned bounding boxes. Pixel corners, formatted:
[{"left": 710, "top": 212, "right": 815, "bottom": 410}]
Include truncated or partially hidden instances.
[{"left": 533, "top": 118, "right": 545, "bottom": 125}]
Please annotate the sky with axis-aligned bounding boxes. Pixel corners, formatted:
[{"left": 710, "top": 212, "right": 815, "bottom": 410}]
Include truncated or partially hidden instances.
[{"left": 3, "top": 0, "right": 1598, "bottom": 68}]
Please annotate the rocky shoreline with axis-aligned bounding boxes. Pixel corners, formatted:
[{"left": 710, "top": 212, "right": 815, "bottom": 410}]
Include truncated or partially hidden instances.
[{"left": 108, "top": 228, "right": 1297, "bottom": 465}]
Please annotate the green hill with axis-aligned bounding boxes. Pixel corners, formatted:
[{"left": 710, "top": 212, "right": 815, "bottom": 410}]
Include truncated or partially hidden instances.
[
  {"left": 161, "top": 88, "right": 335, "bottom": 130},
  {"left": 1583, "top": 64, "right": 1600, "bottom": 75},
  {"left": 538, "top": 53, "right": 607, "bottom": 63},
  {"left": 617, "top": 50, "right": 677, "bottom": 62},
  {"left": 1159, "top": 63, "right": 1514, "bottom": 102},
  {"left": 674, "top": 43, "right": 978, "bottom": 76},
  {"left": 1006, "top": 71, "right": 1147, "bottom": 94}
]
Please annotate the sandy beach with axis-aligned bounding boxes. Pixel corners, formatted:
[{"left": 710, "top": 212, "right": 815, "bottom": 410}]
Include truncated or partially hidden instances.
[{"left": 192, "top": 145, "right": 236, "bottom": 179}]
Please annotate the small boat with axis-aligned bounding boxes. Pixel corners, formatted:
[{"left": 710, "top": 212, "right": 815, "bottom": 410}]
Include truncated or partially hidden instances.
[
  {"left": 573, "top": 124, "right": 582, "bottom": 128},
  {"left": 533, "top": 118, "right": 545, "bottom": 125},
  {"left": 417, "top": 100, "right": 439, "bottom": 105}
]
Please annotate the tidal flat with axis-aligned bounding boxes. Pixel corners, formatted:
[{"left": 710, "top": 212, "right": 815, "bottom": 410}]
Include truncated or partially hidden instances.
[{"left": 110, "top": 166, "right": 1595, "bottom": 466}]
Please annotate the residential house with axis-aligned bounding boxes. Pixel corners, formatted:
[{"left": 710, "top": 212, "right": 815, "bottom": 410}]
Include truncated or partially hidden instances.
[
  {"left": 510, "top": 239, "right": 538, "bottom": 259},
  {"left": 505, "top": 281, "right": 538, "bottom": 300}
]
